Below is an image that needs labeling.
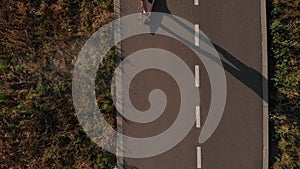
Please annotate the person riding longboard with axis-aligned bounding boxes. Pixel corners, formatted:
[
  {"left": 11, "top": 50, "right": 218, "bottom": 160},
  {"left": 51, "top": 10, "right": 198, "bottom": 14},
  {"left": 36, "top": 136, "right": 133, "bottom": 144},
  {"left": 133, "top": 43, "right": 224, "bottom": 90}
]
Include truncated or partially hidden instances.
[
  {"left": 139, "top": 0, "right": 156, "bottom": 21},
  {"left": 140, "top": 0, "right": 148, "bottom": 13}
]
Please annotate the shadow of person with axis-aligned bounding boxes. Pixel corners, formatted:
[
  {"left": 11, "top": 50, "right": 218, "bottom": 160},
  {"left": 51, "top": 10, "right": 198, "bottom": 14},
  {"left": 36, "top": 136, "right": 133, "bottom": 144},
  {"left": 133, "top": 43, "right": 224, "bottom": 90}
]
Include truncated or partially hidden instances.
[
  {"left": 212, "top": 43, "right": 267, "bottom": 102},
  {"left": 146, "top": 0, "right": 171, "bottom": 35},
  {"left": 149, "top": 0, "right": 171, "bottom": 14},
  {"left": 149, "top": 13, "right": 268, "bottom": 102}
]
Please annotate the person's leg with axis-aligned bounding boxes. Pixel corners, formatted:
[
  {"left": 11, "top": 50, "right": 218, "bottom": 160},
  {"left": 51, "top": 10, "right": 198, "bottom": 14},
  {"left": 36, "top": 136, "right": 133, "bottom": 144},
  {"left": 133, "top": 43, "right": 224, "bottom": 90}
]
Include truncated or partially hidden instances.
[{"left": 140, "top": 0, "right": 148, "bottom": 13}]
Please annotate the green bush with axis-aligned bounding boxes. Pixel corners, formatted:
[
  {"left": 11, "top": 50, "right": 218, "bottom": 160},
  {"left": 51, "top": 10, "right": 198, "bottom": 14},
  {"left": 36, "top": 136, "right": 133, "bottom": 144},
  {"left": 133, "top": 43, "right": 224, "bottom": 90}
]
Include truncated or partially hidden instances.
[{"left": 268, "top": 0, "right": 300, "bottom": 168}]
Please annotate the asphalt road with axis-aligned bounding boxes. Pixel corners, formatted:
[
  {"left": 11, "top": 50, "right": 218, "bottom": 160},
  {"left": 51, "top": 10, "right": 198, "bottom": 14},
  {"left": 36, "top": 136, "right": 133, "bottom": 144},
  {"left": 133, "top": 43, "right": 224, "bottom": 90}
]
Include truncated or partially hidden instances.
[{"left": 118, "top": 0, "right": 264, "bottom": 168}]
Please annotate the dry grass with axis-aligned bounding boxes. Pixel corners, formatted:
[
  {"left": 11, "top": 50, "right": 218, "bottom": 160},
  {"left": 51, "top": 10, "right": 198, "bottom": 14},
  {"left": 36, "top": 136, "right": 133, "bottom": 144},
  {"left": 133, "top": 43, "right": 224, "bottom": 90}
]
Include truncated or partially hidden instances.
[{"left": 0, "top": 0, "right": 117, "bottom": 168}]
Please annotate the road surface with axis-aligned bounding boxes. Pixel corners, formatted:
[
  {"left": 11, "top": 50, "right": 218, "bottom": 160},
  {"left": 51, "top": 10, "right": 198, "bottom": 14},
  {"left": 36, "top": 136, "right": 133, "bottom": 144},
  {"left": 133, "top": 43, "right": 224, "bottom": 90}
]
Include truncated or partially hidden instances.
[{"left": 116, "top": 0, "right": 267, "bottom": 168}]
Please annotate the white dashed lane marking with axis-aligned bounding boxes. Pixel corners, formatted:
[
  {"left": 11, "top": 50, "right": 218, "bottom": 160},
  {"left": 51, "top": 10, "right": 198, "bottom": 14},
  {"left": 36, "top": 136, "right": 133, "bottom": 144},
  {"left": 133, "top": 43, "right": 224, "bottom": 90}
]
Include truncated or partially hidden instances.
[
  {"left": 195, "top": 24, "right": 200, "bottom": 46},
  {"left": 196, "top": 106, "right": 201, "bottom": 128},
  {"left": 195, "top": 65, "right": 200, "bottom": 87},
  {"left": 197, "top": 147, "right": 202, "bottom": 168},
  {"left": 195, "top": 2, "right": 202, "bottom": 167}
]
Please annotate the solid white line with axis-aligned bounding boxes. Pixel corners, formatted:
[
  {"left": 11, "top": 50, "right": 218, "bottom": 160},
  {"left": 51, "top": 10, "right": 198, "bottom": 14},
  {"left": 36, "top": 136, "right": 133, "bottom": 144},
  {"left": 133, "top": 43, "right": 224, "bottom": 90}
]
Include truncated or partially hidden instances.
[
  {"left": 196, "top": 106, "right": 201, "bottom": 128},
  {"left": 195, "top": 0, "right": 199, "bottom": 5},
  {"left": 195, "top": 24, "right": 200, "bottom": 46},
  {"left": 195, "top": 65, "right": 200, "bottom": 87},
  {"left": 197, "top": 147, "right": 202, "bottom": 168},
  {"left": 261, "top": 0, "right": 269, "bottom": 168}
]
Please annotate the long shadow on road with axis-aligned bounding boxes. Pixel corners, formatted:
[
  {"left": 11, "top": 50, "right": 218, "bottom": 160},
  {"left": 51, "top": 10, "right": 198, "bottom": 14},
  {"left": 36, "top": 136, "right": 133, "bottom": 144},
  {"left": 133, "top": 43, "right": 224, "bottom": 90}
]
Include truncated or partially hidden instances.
[
  {"left": 144, "top": 0, "right": 267, "bottom": 103},
  {"left": 147, "top": 12, "right": 268, "bottom": 103}
]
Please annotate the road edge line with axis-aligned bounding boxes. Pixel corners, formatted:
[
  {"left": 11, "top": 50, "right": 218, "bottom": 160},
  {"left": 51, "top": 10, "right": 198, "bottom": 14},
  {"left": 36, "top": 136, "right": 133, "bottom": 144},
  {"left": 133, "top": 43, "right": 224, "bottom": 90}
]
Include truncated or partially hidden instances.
[
  {"left": 260, "top": 0, "right": 269, "bottom": 169},
  {"left": 114, "top": 0, "right": 124, "bottom": 168}
]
